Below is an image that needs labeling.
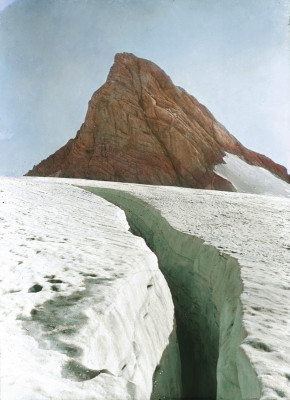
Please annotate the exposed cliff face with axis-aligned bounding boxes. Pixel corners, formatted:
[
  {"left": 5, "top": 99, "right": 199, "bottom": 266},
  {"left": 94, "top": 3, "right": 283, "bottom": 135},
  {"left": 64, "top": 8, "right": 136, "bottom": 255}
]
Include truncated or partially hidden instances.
[{"left": 26, "top": 53, "right": 289, "bottom": 188}]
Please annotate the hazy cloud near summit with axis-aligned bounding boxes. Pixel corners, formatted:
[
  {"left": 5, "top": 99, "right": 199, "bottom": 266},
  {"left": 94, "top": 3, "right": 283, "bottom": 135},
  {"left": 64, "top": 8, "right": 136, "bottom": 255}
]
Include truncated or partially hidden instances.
[{"left": 0, "top": 0, "right": 289, "bottom": 176}]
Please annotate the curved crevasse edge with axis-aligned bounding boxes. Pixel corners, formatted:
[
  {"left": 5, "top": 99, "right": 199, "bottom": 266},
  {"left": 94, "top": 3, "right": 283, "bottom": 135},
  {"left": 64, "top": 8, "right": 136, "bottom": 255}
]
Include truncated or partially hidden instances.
[
  {"left": 1, "top": 179, "right": 184, "bottom": 400},
  {"left": 82, "top": 186, "right": 262, "bottom": 400}
]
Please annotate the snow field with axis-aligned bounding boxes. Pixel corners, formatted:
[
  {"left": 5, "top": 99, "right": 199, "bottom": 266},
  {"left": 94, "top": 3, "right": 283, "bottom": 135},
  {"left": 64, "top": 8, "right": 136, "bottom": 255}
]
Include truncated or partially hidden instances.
[{"left": 215, "top": 152, "right": 290, "bottom": 198}]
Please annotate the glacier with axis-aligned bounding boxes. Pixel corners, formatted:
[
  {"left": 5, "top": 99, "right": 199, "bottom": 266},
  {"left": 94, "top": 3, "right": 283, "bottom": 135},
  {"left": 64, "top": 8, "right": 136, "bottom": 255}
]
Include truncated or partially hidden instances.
[
  {"left": 0, "top": 178, "right": 181, "bottom": 400},
  {"left": 82, "top": 183, "right": 290, "bottom": 400},
  {"left": 1, "top": 175, "right": 290, "bottom": 399}
]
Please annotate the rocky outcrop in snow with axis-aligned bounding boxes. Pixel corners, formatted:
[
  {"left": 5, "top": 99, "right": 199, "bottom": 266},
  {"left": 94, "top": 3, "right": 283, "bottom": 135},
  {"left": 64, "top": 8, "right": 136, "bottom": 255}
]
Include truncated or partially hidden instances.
[
  {"left": 0, "top": 178, "right": 181, "bottom": 400},
  {"left": 25, "top": 53, "right": 289, "bottom": 189}
]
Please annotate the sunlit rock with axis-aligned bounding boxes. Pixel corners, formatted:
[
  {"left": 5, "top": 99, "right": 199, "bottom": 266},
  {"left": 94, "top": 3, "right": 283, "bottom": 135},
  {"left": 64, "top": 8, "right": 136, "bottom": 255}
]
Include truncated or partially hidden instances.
[{"left": 25, "top": 53, "right": 290, "bottom": 189}]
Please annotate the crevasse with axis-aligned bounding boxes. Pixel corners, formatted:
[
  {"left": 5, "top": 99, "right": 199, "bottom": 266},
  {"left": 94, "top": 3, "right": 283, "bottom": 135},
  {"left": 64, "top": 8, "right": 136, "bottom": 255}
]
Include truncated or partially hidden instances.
[{"left": 84, "top": 187, "right": 261, "bottom": 400}]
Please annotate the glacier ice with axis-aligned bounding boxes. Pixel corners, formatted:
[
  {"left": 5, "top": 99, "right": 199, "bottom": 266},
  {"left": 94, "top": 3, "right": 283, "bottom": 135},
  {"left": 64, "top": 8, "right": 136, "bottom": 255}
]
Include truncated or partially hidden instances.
[
  {"left": 0, "top": 178, "right": 181, "bottom": 400},
  {"left": 2, "top": 175, "right": 290, "bottom": 400}
]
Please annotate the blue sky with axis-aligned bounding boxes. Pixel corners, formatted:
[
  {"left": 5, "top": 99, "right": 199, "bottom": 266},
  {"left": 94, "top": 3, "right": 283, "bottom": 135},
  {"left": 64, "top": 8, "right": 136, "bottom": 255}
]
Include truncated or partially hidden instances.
[{"left": 0, "top": 0, "right": 289, "bottom": 176}]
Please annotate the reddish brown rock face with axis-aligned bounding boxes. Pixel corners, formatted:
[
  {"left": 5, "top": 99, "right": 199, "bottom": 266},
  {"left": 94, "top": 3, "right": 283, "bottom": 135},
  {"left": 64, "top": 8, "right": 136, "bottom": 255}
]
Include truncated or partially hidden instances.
[{"left": 26, "top": 53, "right": 289, "bottom": 189}]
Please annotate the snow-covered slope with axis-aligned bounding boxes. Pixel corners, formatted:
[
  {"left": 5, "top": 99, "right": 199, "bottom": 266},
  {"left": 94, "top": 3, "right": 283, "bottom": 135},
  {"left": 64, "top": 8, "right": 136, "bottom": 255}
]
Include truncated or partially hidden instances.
[
  {"left": 215, "top": 152, "right": 290, "bottom": 197},
  {"left": 0, "top": 178, "right": 181, "bottom": 400}
]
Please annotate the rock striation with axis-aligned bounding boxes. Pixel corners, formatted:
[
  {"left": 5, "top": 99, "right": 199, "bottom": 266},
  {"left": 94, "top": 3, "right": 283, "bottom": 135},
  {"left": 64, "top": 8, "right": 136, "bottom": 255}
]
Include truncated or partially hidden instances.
[{"left": 25, "top": 53, "right": 289, "bottom": 189}]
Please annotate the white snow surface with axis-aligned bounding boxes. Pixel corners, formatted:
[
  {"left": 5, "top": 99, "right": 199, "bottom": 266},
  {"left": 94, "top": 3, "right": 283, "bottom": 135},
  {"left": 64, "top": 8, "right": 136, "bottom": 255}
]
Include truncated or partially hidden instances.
[
  {"left": 2, "top": 175, "right": 290, "bottom": 399},
  {"left": 0, "top": 178, "right": 178, "bottom": 400},
  {"left": 27, "top": 176, "right": 290, "bottom": 399},
  {"left": 214, "top": 152, "right": 290, "bottom": 198}
]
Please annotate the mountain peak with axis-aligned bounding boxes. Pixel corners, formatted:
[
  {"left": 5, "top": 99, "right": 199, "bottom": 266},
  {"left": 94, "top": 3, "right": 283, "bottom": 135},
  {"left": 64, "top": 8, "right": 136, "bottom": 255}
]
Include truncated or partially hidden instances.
[
  {"left": 108, "top": 52, "right": 171, "bottom": 88},
  {"left": 114, "top": 52, "right": 137, "bottom": 62},
  {"left": 25, "top": 54, "right": 289, "bottom": 188}
]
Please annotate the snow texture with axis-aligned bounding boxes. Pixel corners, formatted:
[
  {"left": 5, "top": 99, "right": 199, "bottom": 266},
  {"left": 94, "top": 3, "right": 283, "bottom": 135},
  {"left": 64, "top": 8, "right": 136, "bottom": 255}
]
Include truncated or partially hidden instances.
[
  {"left": 214, "top": 152, "right": 290, "bottom": 197},
  {"left": 84, "top": 183, "right": 290, "bottom": 400},
  {"left": 2, "top": 174, "right": 290, "bottom": 399},
  {"left": 28, "top": 176, "right": 290, "bottom": 399},
  {"left": 0, "top": 178, "right": 181, "bottom": 400}
]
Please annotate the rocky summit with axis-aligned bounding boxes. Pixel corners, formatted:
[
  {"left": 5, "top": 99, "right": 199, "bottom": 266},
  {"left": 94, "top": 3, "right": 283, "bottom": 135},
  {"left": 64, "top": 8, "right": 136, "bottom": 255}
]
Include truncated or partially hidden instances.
[{"left": 26, "top": 53, "right": 289, "bottom": 189}]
